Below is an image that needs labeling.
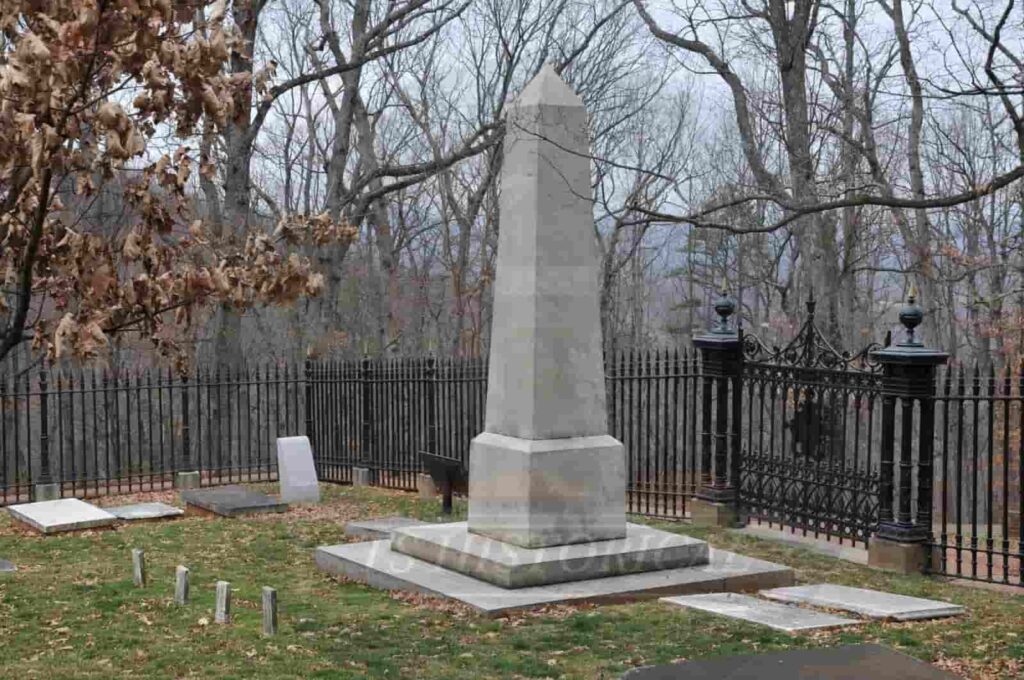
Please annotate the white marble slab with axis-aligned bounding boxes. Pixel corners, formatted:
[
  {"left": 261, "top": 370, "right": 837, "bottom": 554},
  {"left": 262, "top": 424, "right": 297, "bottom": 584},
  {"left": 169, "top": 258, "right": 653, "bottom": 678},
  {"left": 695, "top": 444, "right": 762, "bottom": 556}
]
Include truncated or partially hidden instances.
[
  {"left": 107, "top": 502, "right": 184, "bottom": 521},
  {"left": 660, "top": 593, "right": 861, "bottom": 632},
  {"left": 760, "top": 584, "right": 965, "bottom": 621},
  {"left": 0, "top": 558, "right": 15, "bottom": 572},
  {"left": 7, "top": 499, "right": 117, "bottom": 534},
  {"left": 277, "top": 436, "right": 320, "bottom": 503}
]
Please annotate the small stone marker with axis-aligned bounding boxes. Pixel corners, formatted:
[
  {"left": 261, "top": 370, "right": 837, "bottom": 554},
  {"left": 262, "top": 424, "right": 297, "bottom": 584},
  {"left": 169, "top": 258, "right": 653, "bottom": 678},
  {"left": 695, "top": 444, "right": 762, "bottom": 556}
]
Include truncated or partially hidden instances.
[
  {"left": 109, "top": 502, "right": 184, "bottom": 522},
  {"left": 660, "top": 593, "right": 860, "bottom": 633},
  {"left": 174, "top": 565, "right": 189, "bottom": 605},
  {"left": 620, "top": 643, "right": 958, "bottom": 679},
  {"left": 7, "top": 498, "right": 116, "bottom": 534},
  {"left": 131, "top": 548, "right": 146, "bottom": 587},
  {"left": 344, "top": 516, "right": 429, "bottom": 541},
  {"left": 180, "top": 485, "right": 288, "bottom": 517},
  {"left": 760, "top": 584, "right": 965, "bottom": 621},
  {"left": 215, "top": 581, "right": 231, "bottom": 624},
  {"left": 352, "top": 467, "right": 371, "bottom": 487},
  {"left": 276, "top": 436, "right": 320, "bottom": 503},
  {"left": 261, "top": 586, "right": 277, "bottom": 635},
  {"left": 0, "top": 558, "right": 15, "bottom": 573}
]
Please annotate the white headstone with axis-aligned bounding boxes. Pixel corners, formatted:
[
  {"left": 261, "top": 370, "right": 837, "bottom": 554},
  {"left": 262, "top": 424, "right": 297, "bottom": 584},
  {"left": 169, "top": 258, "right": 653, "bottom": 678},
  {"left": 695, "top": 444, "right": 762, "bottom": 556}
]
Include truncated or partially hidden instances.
[
  {"left": 276, "top": 436, "right": 320, "bottom": 503},
  {"left": 467, "top": 66, "right": 626, "bottom": 548}
]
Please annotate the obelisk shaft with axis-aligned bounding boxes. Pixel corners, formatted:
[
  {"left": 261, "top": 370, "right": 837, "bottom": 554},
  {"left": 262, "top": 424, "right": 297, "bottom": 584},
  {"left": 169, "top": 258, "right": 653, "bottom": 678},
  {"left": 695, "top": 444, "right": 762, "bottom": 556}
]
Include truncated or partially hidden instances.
[{"left": 467, "top": 66, "right": 626, "bottom": 548}]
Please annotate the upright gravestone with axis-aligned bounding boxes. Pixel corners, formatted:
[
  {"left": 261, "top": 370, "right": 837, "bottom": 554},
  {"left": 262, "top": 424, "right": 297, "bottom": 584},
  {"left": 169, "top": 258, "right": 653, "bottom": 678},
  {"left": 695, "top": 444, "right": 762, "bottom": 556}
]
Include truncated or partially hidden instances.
[
  {"left": 466, "top": 64, "right": 626, "bottom": 548},
  {"left": 276, "top": 436, "right": 320, "bottom": 503}
]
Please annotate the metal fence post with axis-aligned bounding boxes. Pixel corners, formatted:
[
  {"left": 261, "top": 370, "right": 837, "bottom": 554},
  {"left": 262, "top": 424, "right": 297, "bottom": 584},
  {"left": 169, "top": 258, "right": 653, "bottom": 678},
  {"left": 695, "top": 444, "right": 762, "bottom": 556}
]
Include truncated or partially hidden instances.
[
  {"left": 426, "top": 356, "right": 438, "bottom": 456},
  {"left": 353, "top": 355, "right": 374, "bottom": 486},
  {"left": 691, "top": 286, "right": 744, "bottom": 527},
  {"left": 868, "top": 289, "right": 947, "bottom": 574},
  {"left": 33, "top": 365, "right": 59, "bottom": 501}
]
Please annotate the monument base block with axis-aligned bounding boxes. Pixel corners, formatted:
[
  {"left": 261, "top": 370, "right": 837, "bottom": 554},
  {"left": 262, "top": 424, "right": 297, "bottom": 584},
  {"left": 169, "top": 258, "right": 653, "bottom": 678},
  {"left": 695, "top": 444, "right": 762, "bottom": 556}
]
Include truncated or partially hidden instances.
[
  {"left": 690, "top": 498, "right": 740, "bottom": 528},
  {"left": 391, "top": 521, "right": 708, "bottom": 588},
  {"left": 868, "top": 536, "right": 928, "bottom": 574},
  {"left": 467, "top": 432, "right": 626, "bottom": 548},
  {"left": 315, "top": 538, "right": 792, "bottom": 616}
]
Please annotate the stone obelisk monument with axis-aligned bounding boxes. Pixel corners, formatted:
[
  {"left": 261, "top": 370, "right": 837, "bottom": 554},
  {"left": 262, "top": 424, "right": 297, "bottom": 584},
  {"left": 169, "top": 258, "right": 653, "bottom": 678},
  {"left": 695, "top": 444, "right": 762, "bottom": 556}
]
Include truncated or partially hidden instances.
[
  {"left": 467, "top": 65, "right": 626, "bottom": 548},
  {"left": 314, "top": 68, "right": 795, "bottom": 606}
]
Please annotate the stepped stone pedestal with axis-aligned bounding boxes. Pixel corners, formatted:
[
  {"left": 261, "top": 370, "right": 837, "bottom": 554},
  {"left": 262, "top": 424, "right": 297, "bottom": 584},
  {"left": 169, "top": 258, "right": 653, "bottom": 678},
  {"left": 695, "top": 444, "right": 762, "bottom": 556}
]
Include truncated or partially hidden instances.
[{"left": 315, "top": 66, "right": 792, "bottom": 611}]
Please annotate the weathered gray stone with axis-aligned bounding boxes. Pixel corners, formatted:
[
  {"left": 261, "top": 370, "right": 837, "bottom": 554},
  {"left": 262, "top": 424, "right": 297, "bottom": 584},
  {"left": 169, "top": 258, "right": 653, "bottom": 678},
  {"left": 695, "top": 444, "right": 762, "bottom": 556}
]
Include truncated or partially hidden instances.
[
  {"left": 34, "top": 483, "right": 61, "bottom": 502},
  {"left": 760, "top": 584, "right": 964, "bottom": 621},
  {"left": 7, "top": 498, "right": 116, "bottom": 534},
  {"left": 345, "top": 516, "right": 429, "bottom": 541},
  {"left": 352, "top": 467, "right": 371, "bottom": 487},
  {"left": 0, "top": 558, "right": 15, "bottom": 573},
  {"left": 417, "top": 473, "right": 436, "bottom": 500},
  {"left": 262, "top": 586, "right": 278, "bottom": 635},
  {"left": 466, "top": 66, "right": 627, "bottom": 549},
  {"left": 174, "top": 471, "right": 200, "bottom": 490},
  {"left": 109, "top": 502, "right": 184, "bottom": 521},
  {"left": 660, "top": 593, "right": 861, "bottom": 632},
  {"left": 391, "top": 521, "right": 708, "bottom": 588},
  {"left": 480, "top": 65, "right": 608, "bottom": 442},
  {"left": 181, "top": 485, "right": 287, "bottom": 517},
  {"left": 314, "top": 541, "right": 792, "bottom": 616},
  {"left": 276, "top": 436, "right": 320, "bottom": 503},
  {"left": 174, "top": 565, "right": 189, "bottom": 605},
  {"left": 215, "top": 581, "right": 231, "bottom": 624},
  {"left": 131, "top": 548, "right": 146, "bottom": 587},
  {"left": 468, "top": 433, "right": 626, "bottom": 547}
]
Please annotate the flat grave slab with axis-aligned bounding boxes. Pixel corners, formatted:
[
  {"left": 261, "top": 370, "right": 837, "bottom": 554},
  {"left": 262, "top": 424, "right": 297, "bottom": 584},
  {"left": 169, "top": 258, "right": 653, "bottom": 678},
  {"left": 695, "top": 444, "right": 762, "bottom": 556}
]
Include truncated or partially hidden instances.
[
  {"left": 760, "top": 584, "right": 964, "bottom": 621},
  {"left": 345, "top": 516, "right": 429, "bottom": 540},
  {"left": 620, "top": 643, "right": 958, "bottom": 679},
  {"left": 7, "top": 498, "right": 117, "bottom": 534},
  {"left": 0, "top": 558, "right": 15, "bottom": 572},
  {"left": 315, "top": 540, "right": 792, "bottom": 616},
  {"left": 180, "top": 485, "right": 288, "bottom": 517},
  {"left": 107, "top": 502, "right": 184, "bottom": 521},
  {"left": 277, "top": 436, "right": 320, "bottom": 503},
  {"left": 660, "top": 593, "right": 860, "bottom": 632},
  {"left": 391, "top": 521, "right": 709, "bottom": 588}
]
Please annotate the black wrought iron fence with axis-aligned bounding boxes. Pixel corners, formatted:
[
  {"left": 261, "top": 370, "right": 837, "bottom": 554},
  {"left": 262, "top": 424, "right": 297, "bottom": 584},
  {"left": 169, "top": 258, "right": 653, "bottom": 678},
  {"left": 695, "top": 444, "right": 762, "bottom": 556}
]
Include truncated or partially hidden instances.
[
  {"left": 0, "top": 364, "right": 305, "bottom": 505},
  {"left": 931, "top": 364, "right": 1023, "bottom": 585},
  {"left": 2, "top": 297, "right": 1021, "bottom": 589}
]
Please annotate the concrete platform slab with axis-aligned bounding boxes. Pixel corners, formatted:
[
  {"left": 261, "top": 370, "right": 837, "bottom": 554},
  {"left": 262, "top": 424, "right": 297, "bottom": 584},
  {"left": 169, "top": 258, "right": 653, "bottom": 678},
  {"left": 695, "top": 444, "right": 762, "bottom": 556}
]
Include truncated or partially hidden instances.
[
  {"left": 0, "top": 558, "right": 15, "bottom": 572},
  {"left": 108, "top": 502, "right": 184, "bottom": 521},
  {"left": 760, "top": 584, "right": 964, "bottom": 621},
  {"left": 391, "top": 521, "right": 708, "bottom": 588},
  {"left": 180, "top": 485, "right": 287, "bottom": 517},
  {"left": 660, "top": 593, "right": 861, "bottom": 632},
  {"left": 7, "top": 498, "right": 117, "bottom": 534},
  {"left": 621, "top": 643, "right": 958, "bottom": 679},
  {"left": 314, "top": 539, "right": 793, "bottom": 615},
  {"left": 345, "top": 516, "right": 429, "bottom": 540}
]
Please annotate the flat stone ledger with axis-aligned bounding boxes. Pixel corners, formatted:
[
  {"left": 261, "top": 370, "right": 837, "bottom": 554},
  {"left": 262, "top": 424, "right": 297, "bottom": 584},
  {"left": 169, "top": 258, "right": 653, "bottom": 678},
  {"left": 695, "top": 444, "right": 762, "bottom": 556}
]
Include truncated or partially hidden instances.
[
  {"left": 7, "top": 498, "right": 117, "bottom": 534},
  {"left": 391, "top": 521, "right": 707, "bottom": 588},
  {"left": 108, "top": 502, "right": 184, "bottom": 521},
  {"left": 467, "top": 432, "right": 626, "bottom": 548},
  {"left": 181, "top": 485, "right": 288, "bottom": 517}
]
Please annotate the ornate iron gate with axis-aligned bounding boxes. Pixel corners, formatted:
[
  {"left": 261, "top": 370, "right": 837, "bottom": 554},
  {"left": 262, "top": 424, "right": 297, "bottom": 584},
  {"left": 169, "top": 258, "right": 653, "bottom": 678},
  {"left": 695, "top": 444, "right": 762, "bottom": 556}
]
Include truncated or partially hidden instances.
[{"left": 737, "top": 297, "right": 885, "bottom": 546}]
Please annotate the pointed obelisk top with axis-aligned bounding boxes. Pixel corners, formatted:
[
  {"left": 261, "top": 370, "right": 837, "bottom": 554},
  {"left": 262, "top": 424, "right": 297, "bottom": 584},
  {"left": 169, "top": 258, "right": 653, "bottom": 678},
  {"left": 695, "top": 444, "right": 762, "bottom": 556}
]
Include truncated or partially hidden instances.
[{"left": 514, "top": 64, "right": 584, "bottom": 109}]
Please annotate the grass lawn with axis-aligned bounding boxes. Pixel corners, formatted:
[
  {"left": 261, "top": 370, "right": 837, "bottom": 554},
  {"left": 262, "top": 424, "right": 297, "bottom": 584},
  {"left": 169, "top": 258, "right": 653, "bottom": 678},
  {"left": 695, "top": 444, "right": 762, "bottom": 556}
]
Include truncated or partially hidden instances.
[{"left": 1, "top": 484, "right": 1022, "bottom": 679}]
